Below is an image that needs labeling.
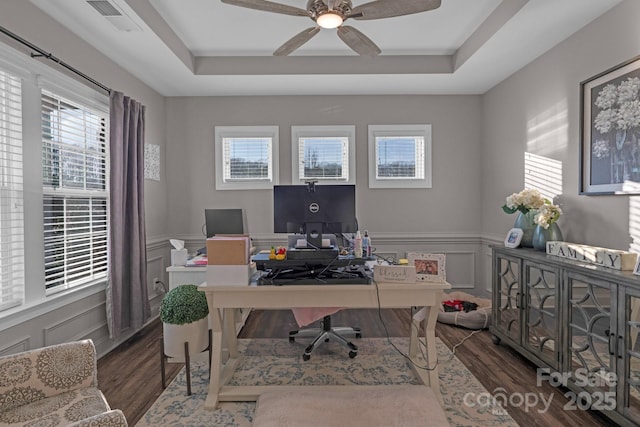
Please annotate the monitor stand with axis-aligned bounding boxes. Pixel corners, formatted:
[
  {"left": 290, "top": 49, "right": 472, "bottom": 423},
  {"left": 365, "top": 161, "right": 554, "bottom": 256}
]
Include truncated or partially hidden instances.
[
  {"left": 304, "top": 222, "right": 324, "bottom": 249},
  {"left": 286, "top": 247, "right": 339, "bottom": 261}
]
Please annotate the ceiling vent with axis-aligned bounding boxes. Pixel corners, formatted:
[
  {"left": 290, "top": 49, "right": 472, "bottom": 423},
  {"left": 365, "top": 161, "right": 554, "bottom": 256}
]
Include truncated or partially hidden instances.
[{"left": 86, "top": 0, "right": 141, "bottom": 32}]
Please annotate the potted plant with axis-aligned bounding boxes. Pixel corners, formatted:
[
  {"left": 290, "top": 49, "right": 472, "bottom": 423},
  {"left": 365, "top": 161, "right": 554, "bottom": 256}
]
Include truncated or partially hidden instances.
[{"left": 160, "top": 284, "right": 210, "bottom": 395}]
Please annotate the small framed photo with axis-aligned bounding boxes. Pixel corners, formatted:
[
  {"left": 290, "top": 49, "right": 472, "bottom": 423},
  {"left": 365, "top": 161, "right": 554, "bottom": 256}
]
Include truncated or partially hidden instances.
[
  {"left": 504, "top": 228, "right": 524, "bottom": 248},
  {"left": 406, "top": 252, "right": 446, "bottom": 283},
  {"left": 634, "top": 255, "right": 640, "bottom": 276}
]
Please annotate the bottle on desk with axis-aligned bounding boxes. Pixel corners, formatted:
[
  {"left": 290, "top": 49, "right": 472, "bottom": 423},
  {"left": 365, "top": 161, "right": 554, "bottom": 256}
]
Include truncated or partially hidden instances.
[
  {"left": 354, "top": 230, "right": 363, "bottom": 258},
  {"left": 363, "top": 230, "right": 371, "bottom": 257}
]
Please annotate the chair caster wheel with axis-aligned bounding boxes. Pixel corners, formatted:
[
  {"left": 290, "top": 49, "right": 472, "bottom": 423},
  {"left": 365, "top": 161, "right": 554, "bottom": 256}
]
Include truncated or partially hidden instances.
[
  {"left": 302, "top": 353, "right": 311, "bottom": 361},
  {"left": 348, "top": 351, "right": 357, "bottom": 358},
  {"left": 289, "top": 336, "right": 295, "bottom": 343},
  {"left": 355, "top": 333, "right": 362, "bottom": 339}
]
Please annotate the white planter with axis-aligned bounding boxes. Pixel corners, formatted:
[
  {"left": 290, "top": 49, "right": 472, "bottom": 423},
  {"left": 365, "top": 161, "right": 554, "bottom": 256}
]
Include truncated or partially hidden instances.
[{"left": 162, "top": 317, "right": 209, "bottom": 358}]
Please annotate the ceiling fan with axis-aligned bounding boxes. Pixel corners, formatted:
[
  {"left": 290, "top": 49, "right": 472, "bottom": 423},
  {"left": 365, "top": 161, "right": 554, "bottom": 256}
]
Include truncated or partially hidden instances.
[{"left": 220, "top": 0, "right": 441, "bottom": 56}]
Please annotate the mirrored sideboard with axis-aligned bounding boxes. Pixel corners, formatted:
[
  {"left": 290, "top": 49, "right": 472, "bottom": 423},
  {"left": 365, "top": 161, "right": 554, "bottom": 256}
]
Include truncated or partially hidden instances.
[{"left": 491, "top": 246, "right": 640, "bottom": 426}]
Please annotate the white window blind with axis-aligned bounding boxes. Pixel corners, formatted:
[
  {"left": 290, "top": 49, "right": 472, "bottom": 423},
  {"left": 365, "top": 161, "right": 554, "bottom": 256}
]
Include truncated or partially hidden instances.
[
  {"left": 368, "top": 125, "right": 431, "bottom": 189},
  {"left": 41, "top": 90, "right": 108, "bottom": 292},
  {"left": 298, "top": 137, "right": 349, "bottom": 180},
  {"left": 375, "top": 136, "right": 425, "bottom": 180},
  {"left": 215, "top": 126, "right": 279, "bottom": 190},
  {"left": 0, "top": 69, "right": 24, "bottom": 311},
  {"left": 291, "top": 125, "right": 355, "bottom": 185},
  {"left": 222, "top": 137, "right": 272, "bottom": 182}
]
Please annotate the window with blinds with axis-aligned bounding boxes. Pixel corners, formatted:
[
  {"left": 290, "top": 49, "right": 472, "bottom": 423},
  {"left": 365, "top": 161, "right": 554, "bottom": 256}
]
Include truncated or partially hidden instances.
[
  {"left": 41, "top": 90, "right": 108, "bottom": 292},
  {"left": 375, "top": 136, "right": 425, "bottom": 180},
  {"left": 298, "top": 137, "right": 348, "bottom": 180},
  {"left": 291, "top": 125, "right": 356, "bottom": 185},
  {"left": 0, "top": 69, "right": 24, "bottom": 311},
  {"left": 215, "top": 126, "right": 279, "bottom": 190},
  {"left": 367, "top": 125, "right": 432, "bottom": 189},
  {"left": 222, "top": 137, "right": 271, "bottom": 181}
]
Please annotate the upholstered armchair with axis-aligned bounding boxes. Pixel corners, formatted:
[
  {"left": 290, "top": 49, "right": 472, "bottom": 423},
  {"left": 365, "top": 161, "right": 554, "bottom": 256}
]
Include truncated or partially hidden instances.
[{"left": 0, "top": 339, "right": 127, "bottom": 426}]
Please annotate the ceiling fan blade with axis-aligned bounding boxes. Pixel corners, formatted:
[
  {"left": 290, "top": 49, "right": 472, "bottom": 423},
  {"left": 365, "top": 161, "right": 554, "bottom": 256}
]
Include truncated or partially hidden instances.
[
  {"left": 351, "top": 0, "right": 441, "bottom": 20},
  {"left": 221, "top": 0, "right": 309, "bottom": 17},
  {"left": 337, "top": 26, "right": 381, "bottom": 57},
  {"left": 274, "top": 27, "right": 321, "bottom": 56}
]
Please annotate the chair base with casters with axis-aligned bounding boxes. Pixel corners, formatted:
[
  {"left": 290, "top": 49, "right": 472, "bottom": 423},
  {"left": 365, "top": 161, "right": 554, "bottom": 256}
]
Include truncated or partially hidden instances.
[
  {"left": 289, "top": 315, "right": 361, "bottom": 361},
  {"left": 160, "top": 329, "right": 212, "bottom": 395}
]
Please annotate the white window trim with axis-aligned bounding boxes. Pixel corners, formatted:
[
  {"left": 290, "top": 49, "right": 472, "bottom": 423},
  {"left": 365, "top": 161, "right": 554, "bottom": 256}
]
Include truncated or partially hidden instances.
[
  {"left": 214, "top": 125, "right": 279, "bottom": 190},
  {"left": 368, "top": 124, "right": 432, "bottom": 189},
  {"left": 291, "top": 125, "right": 356, "bottom": 185},
  {"left": 0, "top": 40, "right": 110, "bottom": 321}
]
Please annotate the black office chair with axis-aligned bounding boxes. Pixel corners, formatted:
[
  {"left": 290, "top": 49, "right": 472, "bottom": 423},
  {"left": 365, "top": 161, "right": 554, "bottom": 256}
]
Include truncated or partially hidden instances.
[{"left": 289, "top": 314, "right": 361, "bottom": 361}]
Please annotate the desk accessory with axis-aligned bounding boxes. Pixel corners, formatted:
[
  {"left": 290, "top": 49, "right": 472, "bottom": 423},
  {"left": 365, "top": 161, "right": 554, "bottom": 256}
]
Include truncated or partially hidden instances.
[
  {"left": 407, "top": 252, "right": 446, "bottom": 282},
  {"left": 373, "top": 264, "right": 416, "bottom": 283}
]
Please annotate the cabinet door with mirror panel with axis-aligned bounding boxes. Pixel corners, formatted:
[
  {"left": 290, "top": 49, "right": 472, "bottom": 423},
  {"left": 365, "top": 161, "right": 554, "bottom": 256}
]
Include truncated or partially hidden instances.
[
  {"left": 620, "top": 287, "right": 640, "bottom": 423},
  {"left": 564, "top": 272, "right": 618, "bottom": 404},
  {"left": 492, "top": 253, "right": 522, "bottom": 345},
  {"left": 523, "top": 261, "right": 560, "bottom": 370}
]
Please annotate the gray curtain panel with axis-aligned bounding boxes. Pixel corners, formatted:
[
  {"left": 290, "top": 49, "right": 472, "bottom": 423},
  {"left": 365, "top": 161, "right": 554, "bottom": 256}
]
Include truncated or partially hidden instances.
[{"left": 106, "top": 91, "right": 150, "bottom": 339}]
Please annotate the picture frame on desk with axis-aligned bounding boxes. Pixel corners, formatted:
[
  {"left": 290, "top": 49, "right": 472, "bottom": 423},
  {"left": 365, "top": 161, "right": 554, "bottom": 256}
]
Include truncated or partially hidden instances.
[
  {"left": 633, "top": 255, "right": 640, "bottom": 276},
  {"left": 407, "top": 252, "right": 446, "bottom": 283}
]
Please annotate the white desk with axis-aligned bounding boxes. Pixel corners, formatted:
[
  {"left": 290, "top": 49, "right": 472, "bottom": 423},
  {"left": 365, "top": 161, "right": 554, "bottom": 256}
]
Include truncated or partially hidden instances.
[
  {"left": 199, "top": 280, "right": 450, "bottom": 410},
  {"left": 166, "top": 265, "right": 207, "bottom": 290}
]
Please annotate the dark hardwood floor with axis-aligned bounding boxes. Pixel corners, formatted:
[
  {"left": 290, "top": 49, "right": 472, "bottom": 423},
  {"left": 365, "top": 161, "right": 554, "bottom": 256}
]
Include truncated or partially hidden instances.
[{"left": 97, "top": 309, "right": 614, "bottom": 426}]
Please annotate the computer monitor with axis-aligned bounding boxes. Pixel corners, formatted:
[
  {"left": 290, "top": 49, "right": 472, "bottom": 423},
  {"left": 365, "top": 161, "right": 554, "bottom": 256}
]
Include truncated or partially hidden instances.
[
  {"left": 273, "top": 184, "right": 357, "bottom": 249},
  {"left": 205, "top": 208, "right": 244, "bottom": 238}
]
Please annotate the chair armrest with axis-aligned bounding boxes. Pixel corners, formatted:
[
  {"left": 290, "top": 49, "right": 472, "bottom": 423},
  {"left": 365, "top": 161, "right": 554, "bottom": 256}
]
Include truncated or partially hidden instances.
[
  {"left": 67, "top": 409, "right": 128, "bottom": 427},
  {"left": 0, "top": 340, "right": 97, "bottom": 411}
]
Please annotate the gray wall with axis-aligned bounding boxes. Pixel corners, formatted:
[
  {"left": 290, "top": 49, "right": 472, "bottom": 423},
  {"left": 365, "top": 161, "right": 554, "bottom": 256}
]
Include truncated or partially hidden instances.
[
  {"left": 164, "top": 95, "right": 485, "bottom": 292},
  {"left": 482, "top": 0, "right": 640, "bottom": 251},
  {"left": 165, "top": 95, "right": 482, "bottom": 239}
]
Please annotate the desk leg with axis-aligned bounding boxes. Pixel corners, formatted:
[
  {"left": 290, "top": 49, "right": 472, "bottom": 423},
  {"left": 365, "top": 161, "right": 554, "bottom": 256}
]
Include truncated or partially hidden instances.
[
  {"left": 205, "top": 304, "right": 224, "bottom": 410},
  {"left": 224, "top": 308, "right": 238, "bottom": 359},
  {"left": 422, "top": 304, "right": 443, "bottom": 405}
]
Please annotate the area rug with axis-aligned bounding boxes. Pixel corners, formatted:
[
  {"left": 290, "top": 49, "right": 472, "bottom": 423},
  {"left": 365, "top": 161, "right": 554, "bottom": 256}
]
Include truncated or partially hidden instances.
[{"left": 136, "top": 337, "right": 518, "bottom": 427}]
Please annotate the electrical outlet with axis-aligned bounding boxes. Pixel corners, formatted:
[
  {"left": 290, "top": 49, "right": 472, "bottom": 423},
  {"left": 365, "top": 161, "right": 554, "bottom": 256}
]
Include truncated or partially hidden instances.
[{"left": 153, "top": 277, "right": 166, "bottom": 295}]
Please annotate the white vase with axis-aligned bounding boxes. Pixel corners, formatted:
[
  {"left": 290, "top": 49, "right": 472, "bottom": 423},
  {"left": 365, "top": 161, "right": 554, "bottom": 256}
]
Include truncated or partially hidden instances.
[{"left": 162, "top": 317, "right": 209, "bottom": 358}]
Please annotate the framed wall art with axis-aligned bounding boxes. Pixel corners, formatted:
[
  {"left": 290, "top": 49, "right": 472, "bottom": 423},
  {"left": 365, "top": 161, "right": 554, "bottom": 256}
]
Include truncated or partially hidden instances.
[
  {"left": 406, "top": 252, "right": 446, "bottom": 283},
  {"left": 580, "top": 55, "right": 640, "bottom": 195}
]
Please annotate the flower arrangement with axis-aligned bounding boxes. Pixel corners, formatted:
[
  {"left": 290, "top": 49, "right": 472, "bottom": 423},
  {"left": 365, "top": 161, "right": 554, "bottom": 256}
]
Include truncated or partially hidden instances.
[
  {"left": 534, "top": 203, "right": 562, "bottom": 229},
  {"left": 502, "top": 188, "right": 546, "bottom": 215},
  {"left": 502, "top": 188, "right": 562, "bottom": 229}
]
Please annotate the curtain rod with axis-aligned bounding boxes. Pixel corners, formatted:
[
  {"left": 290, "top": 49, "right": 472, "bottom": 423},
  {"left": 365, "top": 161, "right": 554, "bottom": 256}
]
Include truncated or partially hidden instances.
[{"left": 0, "top": 25, "right": 111, "bottom": 94}]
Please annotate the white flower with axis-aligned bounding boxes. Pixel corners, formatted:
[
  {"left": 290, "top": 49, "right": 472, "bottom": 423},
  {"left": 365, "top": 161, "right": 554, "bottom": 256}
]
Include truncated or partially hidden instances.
[
  {"left": 534, "top": 204, "right": 562, "bottom": 229},
  {"left": 502, "top": 188, "right": 546, "bottom": 214}
]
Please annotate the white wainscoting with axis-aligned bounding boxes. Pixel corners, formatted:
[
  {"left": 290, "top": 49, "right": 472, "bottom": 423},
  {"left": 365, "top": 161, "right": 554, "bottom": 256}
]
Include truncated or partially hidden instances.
[
  {"left": 0, "top": 336, "right": 31, "bottom": 356},
  {"left": 179, "top": 232, "right": 487, "bottom": 293},
  {"left": 0, "top": 233, "right": 495, "bottom": 359}
]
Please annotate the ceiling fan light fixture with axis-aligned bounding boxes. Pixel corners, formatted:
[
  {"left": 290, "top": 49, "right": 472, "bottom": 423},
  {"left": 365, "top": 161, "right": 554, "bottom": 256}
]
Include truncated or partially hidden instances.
[{"left": 317, "top": 12, "right": 343, "bottom": 29}]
